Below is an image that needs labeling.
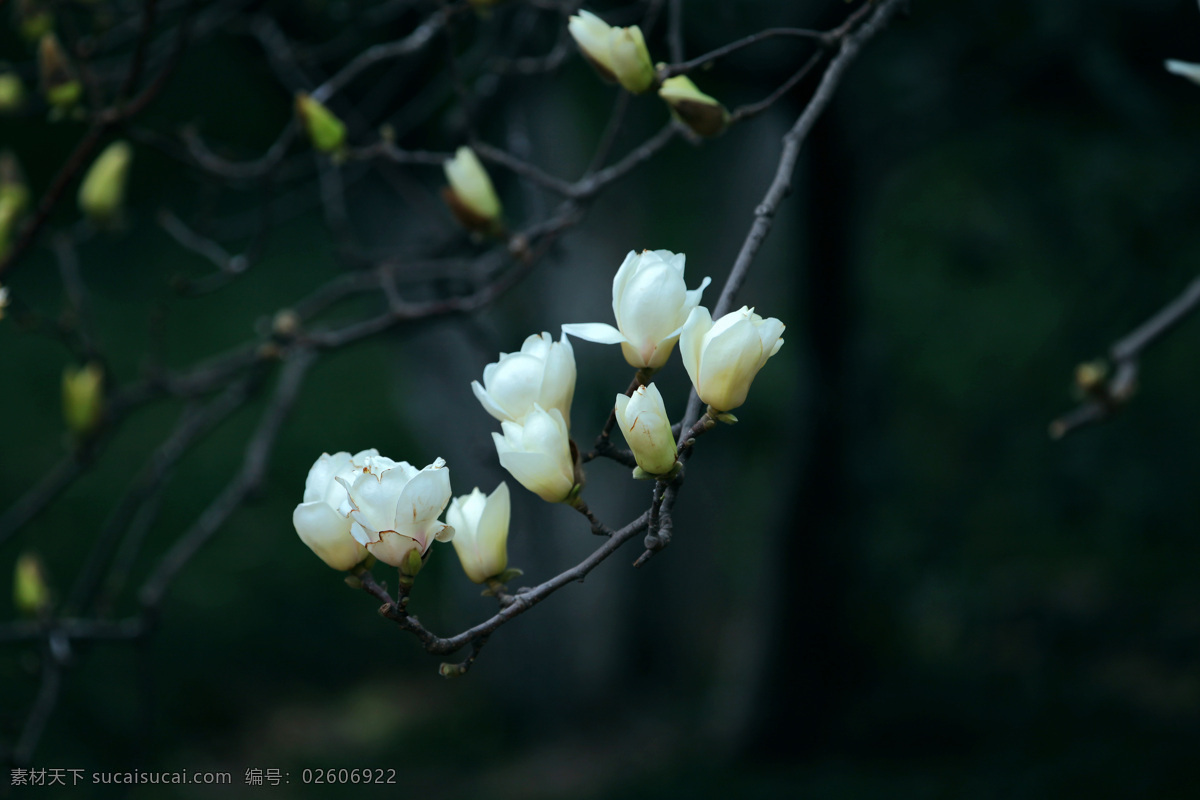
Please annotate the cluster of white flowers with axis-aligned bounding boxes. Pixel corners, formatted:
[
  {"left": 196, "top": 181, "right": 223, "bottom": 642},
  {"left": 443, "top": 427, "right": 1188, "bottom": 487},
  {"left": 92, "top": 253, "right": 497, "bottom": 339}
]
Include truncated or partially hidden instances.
[{"left": 293, "top": 248, "right": 784, "bottom": 589}]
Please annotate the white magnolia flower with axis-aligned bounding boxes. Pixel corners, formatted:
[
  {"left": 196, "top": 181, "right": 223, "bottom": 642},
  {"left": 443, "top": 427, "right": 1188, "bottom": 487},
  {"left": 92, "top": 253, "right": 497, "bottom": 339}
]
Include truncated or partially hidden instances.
[
  {"left": 614, "top": 383, "right": 677, "bottom": 476},
  {"left": 472, "top": 331, "right": 576, "bottom": 427},
  {"left": 443, "top": 146, "right": 502, "bottom": 231},
  {"left": 1166, "top": 60, "right": 1200, "bottom": 86},
  {"left": 292, "top": 450, "right": 370, "bottom": 570},
  {"left": 340, "top": 454, "right": 454, "bottom": 571},
  {"left": 562, "top": 249, "right": 710, "bottom": 370},
  {"left": 492, "top": 404, "right": 576, "bottom": 503},
  {"left": 679, "top": 306, "right": 785, "bottom": 412},
  {"left": 448, "top": 482, "right": 511, "bottom": 584},
  {"left": 568, "top": 10, "right": 655, "bottom": 94},
  {"left": 293, "top": 449, "right": 454, "bottom": 571}
]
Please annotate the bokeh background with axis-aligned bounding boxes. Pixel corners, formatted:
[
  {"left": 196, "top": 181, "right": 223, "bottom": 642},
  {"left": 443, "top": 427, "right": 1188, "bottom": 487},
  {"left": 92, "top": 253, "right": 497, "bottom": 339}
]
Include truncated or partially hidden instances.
[{"left": 4, "top": 0, "right": 1200, "bottom": 796}]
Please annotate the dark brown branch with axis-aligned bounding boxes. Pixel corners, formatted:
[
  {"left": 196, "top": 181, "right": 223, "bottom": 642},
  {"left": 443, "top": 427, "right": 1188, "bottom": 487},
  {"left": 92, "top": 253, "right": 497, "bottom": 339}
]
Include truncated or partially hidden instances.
[{"left": 1050, "top": 273, "right": 1200, "bottom": 438}]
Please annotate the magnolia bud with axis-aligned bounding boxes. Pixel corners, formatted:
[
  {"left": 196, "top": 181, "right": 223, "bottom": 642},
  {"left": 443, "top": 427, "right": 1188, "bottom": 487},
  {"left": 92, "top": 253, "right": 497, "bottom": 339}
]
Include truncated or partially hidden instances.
[
  {"left": 442, "top": 146, "right": 503, "bottom": 234},
  {"left": 295, "top": 92, "right": 347, "bottom": 154},
  {"left": 679, "top": 306, "right": 785, "bottom": 413},
  {"left": 14, "top": 552, "right": 51, "bottom": 617},
  {"left": 492, "top": 405, "right": 578, "bottom": 503},
  {"left": 0, "top": 285, "right": 9, "bottom": 321},
  {"left": 614, "top": 383, "right": 678, "bottom": 476},
  {"left": 38, "top": 33, "right": 81, "bottom": 111},
  {"left": 62, "top": 361, "right": 104, "bottom": 436},
  {"left": 448, "top": 483, "right": 511, "bottom": 584},
  {"left": 16, "top": 0, "right": 54, "bottom": 43},
  {"left": 658, "top": 75, "right": 729, "bottom": 137},
  {"left": 399, "top": 547, "right": 424, "bottom": 579},
  {"left": 0, "top": 151, "right": 29, "bottom": 259},
  {"left": 78, "top": 140, "right": 133, "bottom": 224},
  {"left": 0, "top": 73, "right": 26, "bottom": 115},
  {"left": 568, "top": 10, "right": 656, "bottom": 94}
]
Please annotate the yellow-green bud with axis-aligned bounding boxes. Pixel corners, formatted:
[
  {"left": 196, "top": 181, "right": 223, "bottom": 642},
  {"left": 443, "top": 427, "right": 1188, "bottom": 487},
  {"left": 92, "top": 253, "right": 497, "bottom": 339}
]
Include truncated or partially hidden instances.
[
  {"left": 14, "top": 552, "right": 51, "bottom": 617},
  {"left": 658, "top": 75, "right": 730, "bottom": 137},
  {"left": 568, "top": 11, "right": 656, "bottom": 94},
  {"left": 1074, "top": 360, "right": 1108, "bottom": 394},
  {"left": 78, "top": 140, "right": 133, "bottom": 224},
  {"left": 442, "top": 146, "right": 503, "bottom": 234},
  {"left": 295, "top": 93, "right": 347, "bottom": 154},
  {"left": 399, "top": 547, "right": 424, "bottom": 579},
  {"left": 16, "top": 0, "right": 55, "bottom": 43},
  {"left": 62, "top": 361, "right": 104, "bottom": 436},
  {"left": 0, "top": 151, "right": 29, "bottom": 259},
  {"left": 0, "top": 73, "right": 26, "bottom": 114},
  {"left": 38, "top": 33, "right": 82, "bottom": 111}
]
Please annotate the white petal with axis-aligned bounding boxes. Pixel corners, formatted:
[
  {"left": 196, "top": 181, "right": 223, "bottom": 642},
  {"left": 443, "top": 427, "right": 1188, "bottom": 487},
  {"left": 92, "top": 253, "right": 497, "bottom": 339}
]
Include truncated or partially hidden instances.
[
  {"left": 471, "top": 379, "right": 512, "bottom": 424},
  {"left": 293, "top": 501, "right": 364, "bottom": 571},
  {"left": 561, "top": 322, "right": 627, "bottom": 345},
  {"left": 498, "top": 450, "right": 573, "bottom": 503},
  {"left": 610, "top": 250, "right": 641, "bottom": 321},
  {"left": 393, "top": 462, "right": 452, "bottom": 534},
  {"left": 678, "top": 306, "right": 711, "bottom": 393},
  {"left": 367, "top": 530, "right": 422, "bottom": 568},
  {"left": 1167, "top": 59, "right": 1200, "bottom": 86}
]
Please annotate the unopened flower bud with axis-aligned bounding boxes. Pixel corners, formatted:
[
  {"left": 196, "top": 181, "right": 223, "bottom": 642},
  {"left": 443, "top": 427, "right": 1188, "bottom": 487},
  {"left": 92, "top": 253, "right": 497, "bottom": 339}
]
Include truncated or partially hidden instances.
[
  {"left": 679, "top": 306, "right": 785, "bottom": 412},
  {"left": 38, "top": 33, "right": 81, "bottom": 111},
  {"left": 15, "top": 0, "right": 54, "bottom": 43},
  {"left": 568, "top": 10, "right": 656, "bottom": 94},
  {"left": 62, "top": 361, "right": 104, "bottom": 436},
  {"left": 614, "top": 383, "right": 677, "bottom": 476},
  {"left": 1074, "top": 360, "right": 1108, "bottom": 394},
  {"left": 0, "top": 285, "right": 10, "bottom": 321},
  {"left": 658, "top": 75, "right": 729, "bottom": 137},
  {"left": 0, "top": 151, "right": 29, "bottom": 258},
  {"left": 78, "top": 140, "right": 133, "bottom": 224},
  {"left": 399, "top": 546, "right": 424, "bottom": 578},
  {"left": 442, "top": 146, "right": 503, "bottom": 234},
  {"left": 14, "top": 552, "right": 51, "bottom": 617},
  {"left": 0, "top": 73, "right": 26, "bottom": 115},
  {"left": 448, "top": 483, "right": 511, "bottom": 584},
  {"left": 295, "top": 92, "right": 347, "bottom": 154},
  {"left": 492, "top": 405, "right": 577, "bottom": 503}
]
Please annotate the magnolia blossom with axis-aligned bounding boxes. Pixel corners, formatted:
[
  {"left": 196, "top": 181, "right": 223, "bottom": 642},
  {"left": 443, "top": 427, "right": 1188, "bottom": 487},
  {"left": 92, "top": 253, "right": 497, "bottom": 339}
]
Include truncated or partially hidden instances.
[
  {"left": 492, "top": 404, "right": 576, "bottom": 503},
  {"left": 293, "top": 450, "right": 368, "bottom": 570},
  {"left": 443, "top": 146, "right": 502, "bottom": 231},
  {"left": 472, "top": 332, "right": 576, "bottom": 427},
  {"left": 293, "top": 449, "right": 454, "bottom": 571},
  {"left": 568, "top": 10, "right": 655, "bottom": 94},
  {"left": 448, "top": 482, "right": 511, "bottom": 584},
  {"left": 341, "top": 454, "right": 454, "bottom": 571},
  {"left": 562, "top": 249, "right": 710, "bottom": 370},
  {"left": 679, "top": 306, "right": 785, "bottom": 412},
  {"left": 614, "top": 383, "right": 677, "bottom": 476}
]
